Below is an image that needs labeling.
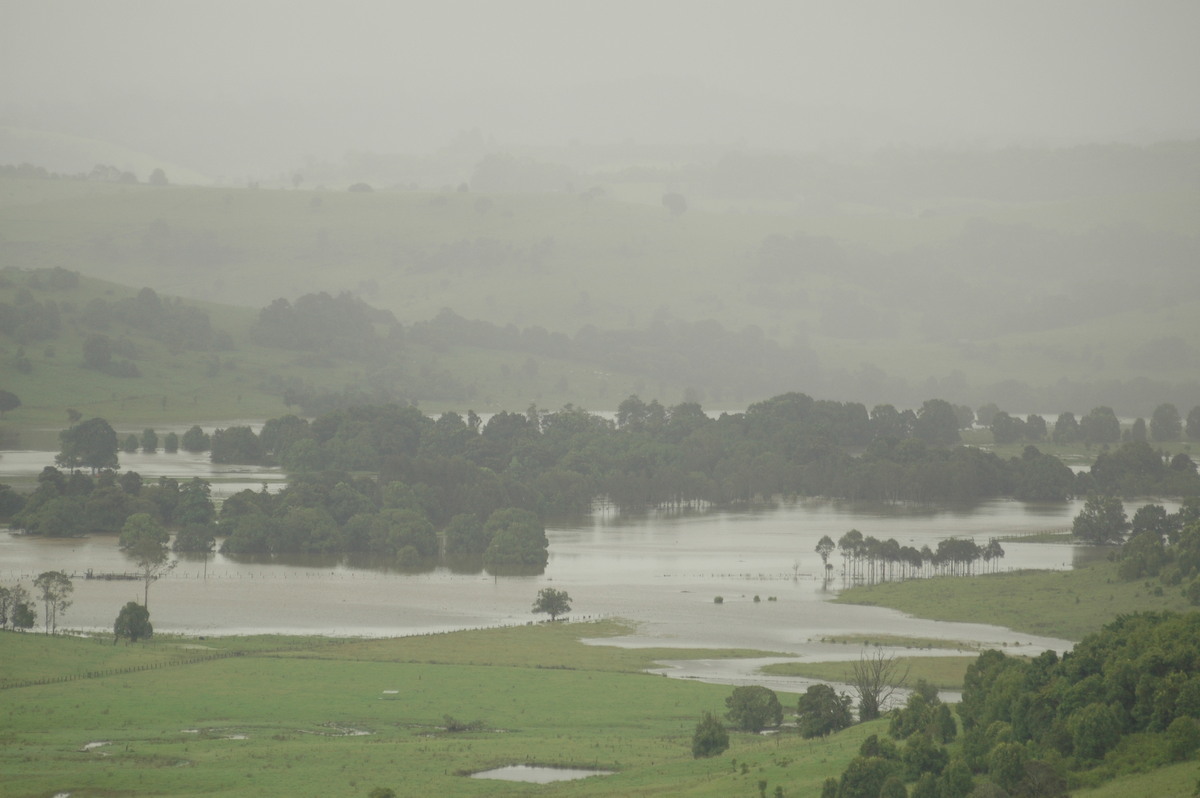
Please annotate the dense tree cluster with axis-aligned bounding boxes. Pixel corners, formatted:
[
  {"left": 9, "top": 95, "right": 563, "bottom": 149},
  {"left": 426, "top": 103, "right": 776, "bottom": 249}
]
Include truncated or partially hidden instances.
[
  {"left": 216, "top": 472, "right": 548, "bottom": 573},
  {"left": 81, "top": 287, "right": 230, "bottom": 353},
  {"left": 212, "top": 394, "right": 1110, "bottom": 518},
  {"left": 250, "top": 292, "right": 397, "bottom": 359},
  {"left": 10, "top": 467, "right": 216, "bottom": 540},
  {"left": 1114, "top": 499, "right": 1200, "bottom": 597},
  {"left": 956, "top": 612, "right": 1200, "bottom": 792},
  {"left": 824, "top": 612, "right": 1200, "bottom": 796}
]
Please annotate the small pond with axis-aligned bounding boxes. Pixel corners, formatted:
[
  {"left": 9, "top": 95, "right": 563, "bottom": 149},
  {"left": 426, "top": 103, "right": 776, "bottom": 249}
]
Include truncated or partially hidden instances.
[{"left": 470, "top": 765, "right": 615, "bottom": 783}]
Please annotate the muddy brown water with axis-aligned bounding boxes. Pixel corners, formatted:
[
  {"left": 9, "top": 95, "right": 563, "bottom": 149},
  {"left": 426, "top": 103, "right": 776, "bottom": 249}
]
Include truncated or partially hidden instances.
[{"left": 2, "top": 447, "right": 1140, "bottom": 689}]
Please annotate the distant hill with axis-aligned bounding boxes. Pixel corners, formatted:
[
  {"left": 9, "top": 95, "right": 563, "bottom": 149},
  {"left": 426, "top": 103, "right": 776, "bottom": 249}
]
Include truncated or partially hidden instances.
[{"left": 2, "top": 140, "right": 1199, "bottom": 417}]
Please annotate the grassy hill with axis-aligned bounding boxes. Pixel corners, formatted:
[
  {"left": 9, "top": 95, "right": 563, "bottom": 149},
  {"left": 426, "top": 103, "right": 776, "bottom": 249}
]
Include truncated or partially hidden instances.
[
  {"left": 0, "top": 267, "right": 687, "bottom": 445},
  {"left": 3, "top": 147, "right": 1200, "bottom": 419}
]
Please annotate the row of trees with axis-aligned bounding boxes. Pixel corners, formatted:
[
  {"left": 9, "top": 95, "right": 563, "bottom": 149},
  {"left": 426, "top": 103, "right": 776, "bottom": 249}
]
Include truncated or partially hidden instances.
[
  {"left": 990, "top": 403, "right": 1200, "bottom": 446},
  {"left": 818, "top": 532, "right": 1006, "bottom": 585}
]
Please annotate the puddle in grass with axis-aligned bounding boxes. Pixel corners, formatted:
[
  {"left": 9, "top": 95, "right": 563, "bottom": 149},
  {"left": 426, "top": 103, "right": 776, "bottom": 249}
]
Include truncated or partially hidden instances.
[
  {"left": 80, "top": 741, "right": 110, "bottom": 752},
  {"left": 470, "top": 765, "right": 614, "bottom": 783}
]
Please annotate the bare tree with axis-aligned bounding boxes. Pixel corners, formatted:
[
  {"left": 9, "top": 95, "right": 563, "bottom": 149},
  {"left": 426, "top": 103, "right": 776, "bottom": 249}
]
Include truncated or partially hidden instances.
[{"left": 850, "top": 648, "right": 909, "bottom": 721}]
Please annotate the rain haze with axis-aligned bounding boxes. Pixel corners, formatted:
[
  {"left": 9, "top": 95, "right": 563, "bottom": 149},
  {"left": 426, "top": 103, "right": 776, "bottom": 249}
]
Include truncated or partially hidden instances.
[
  {"left": 3, "top": 1, "right": 1200, "bottom": 177},
  {"left": 7, "top": 5, "right": 1200, "bottom": 795}
]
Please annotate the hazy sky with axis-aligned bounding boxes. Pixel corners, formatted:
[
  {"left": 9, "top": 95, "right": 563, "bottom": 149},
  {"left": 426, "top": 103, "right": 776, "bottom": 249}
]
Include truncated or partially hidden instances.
[{"left": 3, "top": 0, "right": 1199, "bottom": 175}]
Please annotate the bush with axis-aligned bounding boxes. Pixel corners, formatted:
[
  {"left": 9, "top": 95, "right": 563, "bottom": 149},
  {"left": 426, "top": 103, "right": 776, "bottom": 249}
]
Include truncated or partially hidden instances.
[{"left": 692, "top": 712, "right": 729, "bottom": 758}]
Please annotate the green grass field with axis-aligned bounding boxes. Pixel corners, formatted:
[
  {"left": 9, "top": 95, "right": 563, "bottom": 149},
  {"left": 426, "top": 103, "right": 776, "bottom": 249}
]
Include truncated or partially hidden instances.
[
  {"left": 0, "top": 621, "right": 871, "bottom": 798},
  {"left": 5, "top": 568, "right": 1199, "bottom": 796},
  {"left": 834, "top": 558, "right": 1194, "bottom": 642}
]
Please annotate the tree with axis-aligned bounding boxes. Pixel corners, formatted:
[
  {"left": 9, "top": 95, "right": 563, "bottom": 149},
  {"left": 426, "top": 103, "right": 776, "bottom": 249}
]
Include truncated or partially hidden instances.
[
  {"left": 0, "top": 389, "right": 20, "bottom": 417},
  {"left": 1080, "top": 406, "right": 1121, "bottom": 446},
  {"left": 1070, "top": 702, "right": 1121, "bottom": 760},
  {"left": 1072, "top": 494, "right": 1128, "bottom": 545},
  {"left": 990, "top": 411, "right": 1024, "bottom": 445},
  {"left": 1151, "top": 403, "right": 1183, "bottom": 442},
  {"left": 482, "top": 508, "right": 548, "bottom": 572},
  {"left": 1187, "top": 406, "right": 1200, "bottom": 442},
  {"left": 1052, "top": 412, "right": 1080, "bottom": 444},
  {"left": 851, "top": 648, "right": 909, "bottom": 721},
  {"left": 148, "top": 167, "right": 168, "bottom": 186},
  {"left": 691, "top": 712, "right": 729, "bottom": 758},
  {"left": 796, "top": 683, "right": 854, "bottom": 737},
  {"left": 532, "top": 587, "right": 571, "bottom": 621},
  {"left": 816, "top": 534, "right": 836, "bottom": 578},
  {"left": 119, "top": 513, "right": 174, "bottom": 607},
  {"left": 0, "top": 583, "right": 32, "bottom": 629},
  {"left": 914, "top": 399, "right": 960, "bottom": 446},
  {"left": 141, "top": 428, "right": 158, "bottom": 453},
  {"left": 661, "top": 192, "right": 687, "bottom": 215},
  {"left": 33, "top": 570, "right": 73, "bottom": 634},
  {"left": 82, "top": 333, "right": 113, "bottom": 370},
  {"left": 56, "top": 417, "right": 119, "bottom": 472},
  {"left": 113, "top": 601, "right": 153, "bottom": 644},
  {"left": 181, "top": 425, "right": 211, "bottom": 452},
  {"left": 725, "top": 685, "right": 783, "bottom": 732}
]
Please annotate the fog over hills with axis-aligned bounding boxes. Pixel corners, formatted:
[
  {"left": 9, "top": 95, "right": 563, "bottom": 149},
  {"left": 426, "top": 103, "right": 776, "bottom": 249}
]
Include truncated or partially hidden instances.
[
  {"left": 3, "top": 1, "right": 1199, "bottom": 178},
  {"left": 3, "top": 1, "right": 1200, "bottom": 417}
]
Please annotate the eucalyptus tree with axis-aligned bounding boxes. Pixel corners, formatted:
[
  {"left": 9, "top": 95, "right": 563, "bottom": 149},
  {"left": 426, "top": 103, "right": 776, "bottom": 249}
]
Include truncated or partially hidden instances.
[
  {"left": 33, "top": 570, "right": 73, "bottom": 634},
  {"left": 119, "top": 513, "right": 174, "bottom": 607}
]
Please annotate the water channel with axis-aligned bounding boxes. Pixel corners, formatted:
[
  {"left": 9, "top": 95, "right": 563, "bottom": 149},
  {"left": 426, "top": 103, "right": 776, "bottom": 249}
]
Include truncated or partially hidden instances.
[{"left": 0, "top": 447, "right": 1124, "bottom": 692}]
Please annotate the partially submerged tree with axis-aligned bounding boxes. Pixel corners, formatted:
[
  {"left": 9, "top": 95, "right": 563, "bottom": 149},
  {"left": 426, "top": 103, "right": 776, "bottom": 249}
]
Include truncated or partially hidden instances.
[
  {"left": 851, "top": 648, "right": 909, "bottom": 721},
  {"left": 1072, "top": 494, "right": 1128, "bottom": 545},
  {"left": 119, "top": 513, "right": 175, "bottom": 607},
  {"left": 33, "top": 570, "right": 73, "bottom": 634},
  {"left": 531, "top": 587, "right": 571, "bottom": 621},
  {"left": 56, "top": 417, "right": 119, "bottom": 472}
]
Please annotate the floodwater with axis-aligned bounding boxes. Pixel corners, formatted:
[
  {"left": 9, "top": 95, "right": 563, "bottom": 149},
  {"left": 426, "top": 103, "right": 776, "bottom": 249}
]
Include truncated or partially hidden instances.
[
  {"left": 470, "top": 765, "right": 615, "bottom": 783},
  {"left": 0, "top": 449, "right": 287, "bottom": 498},
  {"left": 0, "top": 446, "right": 1144, "bottom": 685}
]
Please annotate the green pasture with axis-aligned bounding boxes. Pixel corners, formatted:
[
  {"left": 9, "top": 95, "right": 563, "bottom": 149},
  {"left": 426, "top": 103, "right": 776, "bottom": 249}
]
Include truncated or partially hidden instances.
[
  {"left": 0, "top": 622, "right": 873, "bottom": 798},
  {"left": 835, "top": 559, "right": 1194, "bottom": 642},
  {"left": 4, "top": 173, "right": 1200, "bottom": 417}
]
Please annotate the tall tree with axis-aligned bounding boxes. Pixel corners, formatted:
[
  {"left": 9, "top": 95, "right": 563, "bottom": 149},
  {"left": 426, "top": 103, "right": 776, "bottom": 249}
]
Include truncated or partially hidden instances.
[
  {"left": 119, "top": 513, "right": 174, "bottom": 607},
  {"left": 33, "top": 570, "right": 73, "bottom": 634}
]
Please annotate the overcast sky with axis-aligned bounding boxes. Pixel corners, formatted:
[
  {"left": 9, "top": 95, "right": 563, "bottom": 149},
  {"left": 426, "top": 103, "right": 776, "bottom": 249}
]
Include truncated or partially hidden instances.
[{"left": 3, "top": 0, "right": 1199, "bottom": 175}]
